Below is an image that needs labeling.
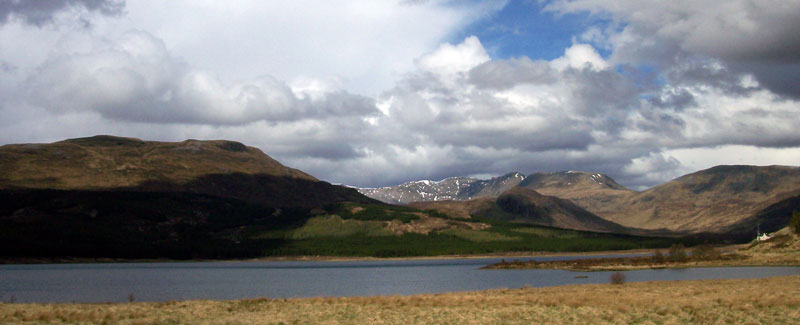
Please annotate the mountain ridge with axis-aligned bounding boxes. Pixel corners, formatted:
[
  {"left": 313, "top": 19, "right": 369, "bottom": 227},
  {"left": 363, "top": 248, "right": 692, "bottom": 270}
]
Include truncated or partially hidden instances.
[
  {"left": 412, "top": 186, "right": 632, "bottom": 234},
  {"left": 358, "top": 172, "right": 525, "bottom": 204},
  {"left": 361, "top": 165, "right": 800, "bottom": 235}
]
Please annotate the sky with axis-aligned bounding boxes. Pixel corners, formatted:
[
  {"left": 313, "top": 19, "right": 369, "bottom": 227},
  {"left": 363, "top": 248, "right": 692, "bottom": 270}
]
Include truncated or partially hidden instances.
[{"left": 1, "top": 0, "right": 799, "bottom": 190}]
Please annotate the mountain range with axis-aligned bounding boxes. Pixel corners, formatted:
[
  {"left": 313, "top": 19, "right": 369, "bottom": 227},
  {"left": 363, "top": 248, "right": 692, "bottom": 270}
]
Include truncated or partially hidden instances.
[
  {"left": 2, "top": 135, "right": 797, "bottom": 260},
  {"left": 358, "top": 172, "right": 526, "bottom": 204},
  {"left": 359, "top": 166, "right": 800, "bottom": 236}
]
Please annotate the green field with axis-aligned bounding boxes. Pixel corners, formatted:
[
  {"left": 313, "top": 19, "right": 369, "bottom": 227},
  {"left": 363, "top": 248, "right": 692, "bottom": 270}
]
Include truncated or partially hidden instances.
[
  {"left": 255, "top": 216, "right": 697, "bottom": 258},
  {"left": 0, "top": 189, "right": 706, "bottom": 261}
]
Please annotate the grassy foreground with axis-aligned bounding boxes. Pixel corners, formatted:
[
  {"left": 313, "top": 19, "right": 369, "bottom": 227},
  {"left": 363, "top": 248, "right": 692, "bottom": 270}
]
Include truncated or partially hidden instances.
[{"left": 2, "top": 275, "right": 799, "bottom": 324}]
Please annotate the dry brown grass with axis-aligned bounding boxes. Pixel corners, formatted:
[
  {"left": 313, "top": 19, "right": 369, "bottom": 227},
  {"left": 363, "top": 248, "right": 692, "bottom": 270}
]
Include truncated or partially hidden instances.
[
  {"left": 2, "top": 275, "right": 799, "bottom": 324},
  {"left": 0, "top": 136, "right": 315, "bottom": 190}
]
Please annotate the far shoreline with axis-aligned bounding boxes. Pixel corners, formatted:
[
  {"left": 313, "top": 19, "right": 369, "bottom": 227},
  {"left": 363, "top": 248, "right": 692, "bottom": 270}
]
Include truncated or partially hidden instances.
[{"left": 0, "top": 247, "right": 686, "bottom": 265}]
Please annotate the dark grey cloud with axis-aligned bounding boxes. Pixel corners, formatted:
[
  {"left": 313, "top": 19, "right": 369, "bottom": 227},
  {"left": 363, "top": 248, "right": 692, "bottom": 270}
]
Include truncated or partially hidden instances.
[
  {"left": 0, "top": 0, "right": 124, "bottom": 26},
  {"left": 648, "top": 88, "right": 696, "bottom": 111},
  {"left": 549, "top": 0, "right": 800, "bottom": 98},
  {"left": 563, "top": 67, "right": 639, "bottom": 120},
  {"left": 629, "top": 106, "right": 686, "bottom": 138},
  {"left": 468, "top": 57, "right": 554, "bottom": 90},
  {"left": 728, "top": 61, "right": 800, "bottom": 99},
  {"left": 665, "top": 59, "right": 758, "bottom": 96}
]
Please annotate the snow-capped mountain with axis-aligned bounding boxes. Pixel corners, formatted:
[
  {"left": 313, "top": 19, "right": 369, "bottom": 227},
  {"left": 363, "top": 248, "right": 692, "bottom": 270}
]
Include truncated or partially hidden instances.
[{"left": 358, "top": 172, "right": 525, "bottom": 204}]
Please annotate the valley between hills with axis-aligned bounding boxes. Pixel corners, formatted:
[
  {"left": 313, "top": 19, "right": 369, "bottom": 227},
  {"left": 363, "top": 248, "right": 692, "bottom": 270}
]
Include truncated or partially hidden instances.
[
  {"left": 3, "top": 135, "right": 800, "bottom": 325},
  {"left": 1, "top": 135, "right": 799, "bottom": 262}
]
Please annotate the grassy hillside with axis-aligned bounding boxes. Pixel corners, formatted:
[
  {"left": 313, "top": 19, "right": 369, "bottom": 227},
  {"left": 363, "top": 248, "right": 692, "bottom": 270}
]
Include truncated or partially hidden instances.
[
  {"left": 738, "top": 225, "right": 800, "bottom": 265},
  {"left": 519, "top": 171, "right": 636, "bottom": 219},
  {"left": 0, "top": 135, "right": 315, "bottom": 190},
  {"left": 594, "top": 165, "right": 800, "bottom": 234}
]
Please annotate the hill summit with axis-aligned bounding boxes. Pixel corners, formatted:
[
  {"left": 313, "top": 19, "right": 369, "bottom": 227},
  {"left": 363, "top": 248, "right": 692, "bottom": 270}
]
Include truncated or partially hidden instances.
[
  {"left": 0, "top": 135, "right": 315, "bottom": 190},
  {"left": 0, "top": 136, "right": 377, "bottom": 260}
]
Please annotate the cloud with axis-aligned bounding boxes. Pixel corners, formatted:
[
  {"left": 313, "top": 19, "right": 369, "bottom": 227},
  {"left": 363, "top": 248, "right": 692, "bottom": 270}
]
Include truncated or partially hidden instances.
[
  {"left": 1, "top": 1, "right": 799, "bottom": 190},
  {"left": 468, "top": 57, "right": 554, "bottom": 90},
  {"left": 384, "top": 38, "right": 595, "bottom": 152},
  {"left": 416, "top": 36, "right": 490, "bottom": 77},
  {"left": 547, "top": 0, "right": 800, "bottom": 97},
  {"left": 623, "top": 152, "right": 687, "bottom": 189},
  {"left": 0, "top": 0, "right": 124, "bottom": 26},
  {"left": 549, "top": 0, "right": 800, "bottom": 62},
  {"left": 550, "top": 43, "right": 608, "bottom": 71},
  {"left": 25, "top": 31, "right": 379, "bottom": 125},
  {"left": 354, "top": 32, "right": 800, "bottom": 188},
  {"left": 111, "top": 1, "right": 500, "bottom": 96}
]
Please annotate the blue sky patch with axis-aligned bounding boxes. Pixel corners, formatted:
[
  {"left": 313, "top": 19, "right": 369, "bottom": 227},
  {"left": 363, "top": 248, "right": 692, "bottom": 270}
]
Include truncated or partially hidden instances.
[{"left": 450, "top": 0, "right": 611, "bottom": 61}]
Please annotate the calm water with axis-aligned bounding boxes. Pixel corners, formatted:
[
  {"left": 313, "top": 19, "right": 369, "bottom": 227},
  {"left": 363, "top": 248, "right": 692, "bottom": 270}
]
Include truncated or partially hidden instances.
[{"left": 1, "top": 255, "right": 798, "bottom": 303}]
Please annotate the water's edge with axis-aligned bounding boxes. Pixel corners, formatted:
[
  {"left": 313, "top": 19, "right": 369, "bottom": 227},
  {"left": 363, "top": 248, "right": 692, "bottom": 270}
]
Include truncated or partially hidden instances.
[{"left": 1, "top": 255, "right": 797, "bottom": 303}]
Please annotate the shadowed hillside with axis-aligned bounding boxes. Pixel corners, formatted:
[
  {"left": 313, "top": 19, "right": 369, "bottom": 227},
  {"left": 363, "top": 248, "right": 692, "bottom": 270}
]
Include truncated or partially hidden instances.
[
  {"left": 0, "top": 136, "right": 684, "bottom": 261},
  {"left": 518, "top": 171, "right": 635, "bottom": 218},
  {"left": 593, "top": 166, "right": 800, "bottom": 234},
  {"left": 0, "top": 136, "right": 378, "bottom": 260},
  {"left": 412, "top": 187, "right": 630, "bottom": 234},
  {"left": 391, "top": 166, "right": 800, "bottom": 237}
]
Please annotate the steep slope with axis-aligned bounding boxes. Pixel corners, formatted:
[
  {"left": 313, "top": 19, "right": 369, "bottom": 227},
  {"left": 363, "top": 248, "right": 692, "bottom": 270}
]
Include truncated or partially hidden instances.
[
  {"left": 411, "top": 187, "right": 629, "bottom": 233},
  {"left": 518, "top": 171, "right": 636, "bottom": 218},
  {"left": 724, "top": 193, "right": 800, "bottom": 237},
  {"left": 358, "top": 172, "right": 525, "bottom": 204},
  {"left": 597, "top": 165, "right": 800, "bottom": 234}
]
